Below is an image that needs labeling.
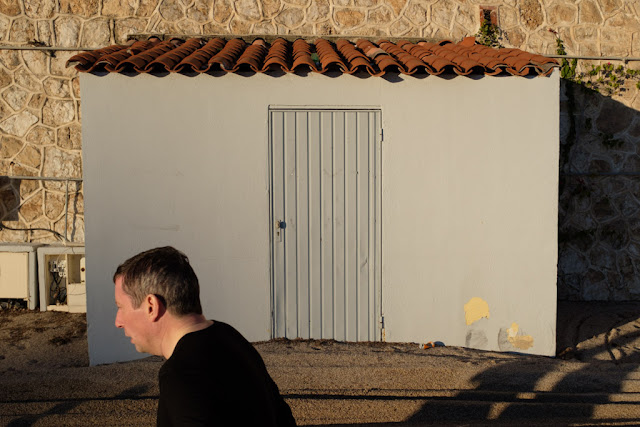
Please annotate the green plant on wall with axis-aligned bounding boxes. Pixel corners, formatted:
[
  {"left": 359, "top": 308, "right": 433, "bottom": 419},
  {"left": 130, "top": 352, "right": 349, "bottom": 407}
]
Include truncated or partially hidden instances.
[
  {"left": 555, "top": 36, "right": 577, "bottom": 80},
  {"left": 475, "top": 10, "right": 503, "bottom": 48},
  {"left": 553, "top": 32, "right": 640, "bottom": 96},
  {"left": 576, "top": 63, "right": 640, "bottom": 96}
]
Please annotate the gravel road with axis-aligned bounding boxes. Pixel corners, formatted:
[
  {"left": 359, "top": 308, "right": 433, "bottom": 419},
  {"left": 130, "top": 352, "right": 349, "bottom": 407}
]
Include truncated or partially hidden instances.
[{"left": 2, "top": 301, "right": 640, "bottom": 426}]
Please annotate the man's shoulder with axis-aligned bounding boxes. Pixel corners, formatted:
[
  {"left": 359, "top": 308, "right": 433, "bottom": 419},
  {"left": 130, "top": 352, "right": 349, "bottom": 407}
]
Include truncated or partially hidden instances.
[
  {"left": 162, "top": 320, "right": 248, "bottom": 366},
  {"left": 196, "top": 320, "right": 253, "bottom": 347}
]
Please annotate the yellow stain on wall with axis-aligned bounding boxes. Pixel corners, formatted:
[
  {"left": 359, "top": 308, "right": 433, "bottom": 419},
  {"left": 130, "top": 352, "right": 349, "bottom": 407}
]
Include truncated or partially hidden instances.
[
  {"left": 507, "top": 322, "right": 534, "bottom": 350},
  {"left": 464, "top": 297, "right": 490, "bottom": 325}
]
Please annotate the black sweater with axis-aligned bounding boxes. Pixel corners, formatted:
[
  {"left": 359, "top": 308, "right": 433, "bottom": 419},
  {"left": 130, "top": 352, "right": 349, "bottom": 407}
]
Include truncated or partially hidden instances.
[{"left": 157, "top": 321, "right": 296, "bottom": 426}]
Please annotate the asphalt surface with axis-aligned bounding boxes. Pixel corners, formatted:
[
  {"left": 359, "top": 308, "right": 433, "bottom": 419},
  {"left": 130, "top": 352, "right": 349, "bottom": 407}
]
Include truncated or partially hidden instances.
[{"left": 1, "top": 301, "right": 640, "bottom": 426}]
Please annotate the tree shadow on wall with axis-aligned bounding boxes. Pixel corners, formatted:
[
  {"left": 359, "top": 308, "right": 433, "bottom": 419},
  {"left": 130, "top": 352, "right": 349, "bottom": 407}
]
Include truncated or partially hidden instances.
[
  {"left": 0, "top": 176, "right": 21, "bottom": 222},
  {"left": 0, "top": 176, "right": 82, "bottom": 241},
  {"left": 66, "top": 181, "right": 83, "bottom": 242},
  {"left": 558, "top": 79, "right": 640, "bottom": 303}
]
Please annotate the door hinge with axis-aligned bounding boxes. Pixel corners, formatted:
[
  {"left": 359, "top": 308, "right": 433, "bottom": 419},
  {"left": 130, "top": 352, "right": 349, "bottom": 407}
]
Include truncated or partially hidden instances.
[{"left": 380, "top": 128, "right": 384, "bottom": 142}]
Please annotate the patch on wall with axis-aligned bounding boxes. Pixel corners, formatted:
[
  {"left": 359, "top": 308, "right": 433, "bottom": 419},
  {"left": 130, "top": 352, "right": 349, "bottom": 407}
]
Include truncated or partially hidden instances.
[
  {"left": 464, "top": 297, "right": 490, "bottom": 325},
  {"left": 498, "top": 322, "right": 534, "bottom": 351},
  {"left": 465, "top": 328, "right": 489, "bottom": 349}
]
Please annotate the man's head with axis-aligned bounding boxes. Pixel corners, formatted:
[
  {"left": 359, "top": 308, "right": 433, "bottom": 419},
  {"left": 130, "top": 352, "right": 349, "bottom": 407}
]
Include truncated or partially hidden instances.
[
  {"left": 114, "top": 246, "right": 202, "bottom": 354},
  {"left": 114, "top": 246, "right": 202, "bottom": 316}
]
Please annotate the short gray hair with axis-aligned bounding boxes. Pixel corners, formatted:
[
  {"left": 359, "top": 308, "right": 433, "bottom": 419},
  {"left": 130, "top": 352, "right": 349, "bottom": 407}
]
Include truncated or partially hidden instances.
[{"left": 113, "top": 246, "right": 202, "bottom": 316}]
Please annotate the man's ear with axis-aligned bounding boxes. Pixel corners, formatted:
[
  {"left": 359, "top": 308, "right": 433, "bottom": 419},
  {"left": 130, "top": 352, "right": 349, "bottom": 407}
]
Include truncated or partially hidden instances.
[{"left": 145, "top": 294, "right": 165, "bottom": 322}]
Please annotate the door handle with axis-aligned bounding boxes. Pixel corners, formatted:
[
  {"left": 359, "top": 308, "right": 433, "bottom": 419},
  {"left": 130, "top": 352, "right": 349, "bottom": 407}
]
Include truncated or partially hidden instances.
[{"left": 276, "top": 220, "right": 286, "bottom": 242}]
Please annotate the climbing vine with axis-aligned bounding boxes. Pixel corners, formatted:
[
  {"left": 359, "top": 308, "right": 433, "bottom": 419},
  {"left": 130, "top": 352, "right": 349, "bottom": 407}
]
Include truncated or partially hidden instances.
[
  {"left": 555, "top": 36, "right": 577, "bottom": 80},
  {"left": 575, "top": 63, "right": 640, "bottom": 96},
  {"left": 553, "top": 31, "right": 640, "bottom": 96}
]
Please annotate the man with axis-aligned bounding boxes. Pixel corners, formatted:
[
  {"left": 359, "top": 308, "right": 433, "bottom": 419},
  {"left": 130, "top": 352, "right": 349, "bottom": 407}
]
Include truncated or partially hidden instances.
[{"left": 114, "top": 246, "right": 296, "bottom": 426}]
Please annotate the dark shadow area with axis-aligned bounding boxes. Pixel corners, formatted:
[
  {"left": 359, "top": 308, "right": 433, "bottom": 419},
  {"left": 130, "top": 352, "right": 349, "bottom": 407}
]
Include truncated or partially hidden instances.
[
  {"left": 264, "top": 68, "right": 287, "bottom": 78},
  {"left": 558, "top": 79, "right": 640, "bottom": 303},
  {"left": 0, "top": 177, "right": 20, "bottom": 222},
  {"left": 556, "top": 300, "right": 640, "bottom": 362},
  {"left": 88, "top": 70, "right": 109, "bottom": 77},
  {"left": 67, "top": 180, "right": 82, "bottom": 242},
  {"left": 235, "top": 69, "right": 258, "bottom": 77},
  {"left": 402, "top": 359, "right": 640, "bottom": 425},
  {"left": 148, "top": 70, "right": 171, "bottom": 77},
  {"left": 4, "top": 385, "right": 153, "bottom": 426},
  {"left": 176, "top": 70, "right": 200, "bottom": 78},
  {"left": 380, "top": 72, "right": 404, "bottom": 83},
  {"left": 0, "top": 177, "right": 80, "bottom": 241}
]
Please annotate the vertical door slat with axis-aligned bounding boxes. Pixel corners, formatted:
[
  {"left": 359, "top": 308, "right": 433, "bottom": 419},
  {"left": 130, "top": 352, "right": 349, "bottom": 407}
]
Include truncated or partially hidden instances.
[
  {"left": 296, "top": 112, "right": 310, "bottom": 339},
  {"left": 333, "top": 112, "right": 346, "bottom": 341},
  {"left": 272, "top": 111, "right": 286, "bottom": 338},
  {"left": 308, "top": 112, "right": 322, "bottom": 339},
  {"left": 321, "top": 112, "right": 334, "bottom": 338},
  {"left": 284, "top": 111, "right": 298, "bottom": 339}
]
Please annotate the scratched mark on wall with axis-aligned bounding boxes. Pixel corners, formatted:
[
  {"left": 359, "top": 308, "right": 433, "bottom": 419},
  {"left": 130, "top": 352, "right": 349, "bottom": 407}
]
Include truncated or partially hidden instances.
[{"left": 463, "top": 297, "right": 490, "bottom": 325}]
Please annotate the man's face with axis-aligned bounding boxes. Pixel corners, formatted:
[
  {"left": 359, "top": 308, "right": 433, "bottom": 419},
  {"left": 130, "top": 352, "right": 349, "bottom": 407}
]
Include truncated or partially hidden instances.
[{"left": 114, "top": 276, "right": 154, "bottom": 354}]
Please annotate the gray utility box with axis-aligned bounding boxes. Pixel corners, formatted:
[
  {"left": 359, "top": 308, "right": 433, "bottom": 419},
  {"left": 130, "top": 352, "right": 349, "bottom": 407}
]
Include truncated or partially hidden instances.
[
  {"left": 0, "top": 244, "right": 41, "bottom": 310},
  {"left": 37, "top": 245, "right": 86, "bottom": 313}
]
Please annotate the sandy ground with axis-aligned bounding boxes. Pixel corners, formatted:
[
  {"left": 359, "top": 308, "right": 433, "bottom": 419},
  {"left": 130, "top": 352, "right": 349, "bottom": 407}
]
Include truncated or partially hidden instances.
[{"left": 1, "top": 302, "right": 640, "bottom": 426}]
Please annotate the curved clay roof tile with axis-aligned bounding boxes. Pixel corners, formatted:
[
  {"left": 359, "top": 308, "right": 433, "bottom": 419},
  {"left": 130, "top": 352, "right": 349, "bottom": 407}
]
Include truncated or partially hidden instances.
[
  {"left": 355, "top": 39, "right": 377, "bottom": 55},
  {"left": 290, "top": 39, "right": 319, "bottom": 72},
  {"left": 175, "top": 38, "right": 226, "bottom": 73},
  {"left": 115, "top": 40, "right": 175, "bottom": 72},
  {"left": 207, "top": 38, "right": 246, "bottom": 71},
  {"left": 374, "top": 55, "right": 402, "bottom": 73},
  {"left": 406, "top": 45, "right": 435, "bottom": 61},
  {"left": 65, "top": 45, "right": 126, "bottom": 72},
  {"left": 127, "top": 40, "right": 158, "bottom": 55},
  {"left": 263, "top": 38, "right": 291, "bottom": 71},
  {"left": 377, "top": 42, "right": 414, "bottom": 73},
  {"left": 427, "top": 57, "right": 455, "bottom": 75},
  {"left": 235, "top": 41, "right": 268, "bottom": 72},
  {"left": 315, "top": 39, "right": 348, "bottom": 73},
  {"left": 335, "top": 39, "right": 378, "bottom": 74},
  {"left": 145, "top": 38, "right": 202, "bottom": 72},
  {"left": 417, "top": 41, "right": 439, "bottom": 51}
]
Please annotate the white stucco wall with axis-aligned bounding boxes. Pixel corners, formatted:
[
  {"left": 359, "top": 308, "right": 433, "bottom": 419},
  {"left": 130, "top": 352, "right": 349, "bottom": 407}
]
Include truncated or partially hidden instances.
[{"left": 81, "top": 71, "right": 559, "bottom": 365}]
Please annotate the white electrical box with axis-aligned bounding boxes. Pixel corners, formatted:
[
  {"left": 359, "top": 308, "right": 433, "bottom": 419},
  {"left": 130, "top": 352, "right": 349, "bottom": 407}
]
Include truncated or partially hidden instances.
[
  {"left": 0, "top": 244, "right": 41, "bottom": 310},
  {"left": 0, "top": 252, "right": 29, "bottom": 299},
  {"left": 37, "top": 246, "right": 86, "bottom": 312}
]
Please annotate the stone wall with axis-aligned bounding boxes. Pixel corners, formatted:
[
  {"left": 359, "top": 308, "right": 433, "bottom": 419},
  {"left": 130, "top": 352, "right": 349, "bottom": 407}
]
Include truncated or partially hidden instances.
[
  {"left": 0, "top": 0, "right": 639, "bottom": 299},
  {"left": 558, "top": 77, "right": 640, "bottom": 301}
]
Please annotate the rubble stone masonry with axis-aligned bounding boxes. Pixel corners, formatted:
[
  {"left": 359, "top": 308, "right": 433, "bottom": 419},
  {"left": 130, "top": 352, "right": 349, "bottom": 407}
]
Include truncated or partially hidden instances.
[{"left": 0, "top": 0, "right": 638, "bottom": 300}]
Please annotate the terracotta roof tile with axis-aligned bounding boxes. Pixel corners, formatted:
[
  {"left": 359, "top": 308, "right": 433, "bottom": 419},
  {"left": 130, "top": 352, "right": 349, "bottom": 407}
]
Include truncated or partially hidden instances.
[
  {"left": 67, "top": 36, "right": 558, "bottom": 78},
  {"left": 145, "top": 38, "right": 202, "bottom": 72},
  {"left": 315, "top": 38, "right": 349, "bottom": 73},
  {"left": 208, "top": 38, "right": 246, "bottom": 71},
  {"left": 263, "top": 37, "right": 290, "bottom": 71},
  {"left": 291, "top": 39, "right": 317, "bottom": 72},
  {"left": 174, "top": 38, "right": 225, "bottom": 73}
]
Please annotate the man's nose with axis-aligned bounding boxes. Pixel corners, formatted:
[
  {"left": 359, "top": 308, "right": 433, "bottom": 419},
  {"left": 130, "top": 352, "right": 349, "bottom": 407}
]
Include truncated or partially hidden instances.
[{"left": 115, "top": 312, "right": 123, "bottom": 328}]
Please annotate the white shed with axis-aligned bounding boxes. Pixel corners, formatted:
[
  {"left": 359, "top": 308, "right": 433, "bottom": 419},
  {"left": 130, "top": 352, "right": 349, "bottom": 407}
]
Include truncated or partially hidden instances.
[{"left": 71, "top": 36, "right": 559, "bottom": 365}]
